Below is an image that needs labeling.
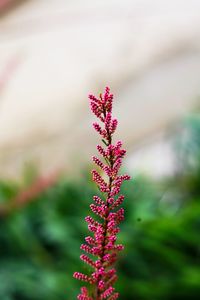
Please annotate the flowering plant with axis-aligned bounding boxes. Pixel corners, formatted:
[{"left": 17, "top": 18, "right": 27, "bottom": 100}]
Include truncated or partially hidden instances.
[{"left": 73, "top": 87, "right": 130, "bottom": 300}]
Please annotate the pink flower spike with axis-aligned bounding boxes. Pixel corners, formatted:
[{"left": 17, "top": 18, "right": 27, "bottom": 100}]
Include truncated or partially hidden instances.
[
  {"left": 110, "top": 119, "right": 118, "bottom": 134},
  {"left": 97, "top": 144, "right": 107, "bottom": 157},
  {"left": 74, "top": 87, "right": 131, "bottom": 299},
  {"left": 73, "top": 272, "right": 94, "bottom": 284},
  {"left": 92, "top": 156, "right": 104, "bottom": 169},
  {"left": 100, "top": 287, "right": 115, "bottom": 299},
  {"left": 80, "top": 254, "right": 96, "bottom": 268},
  {"left": 93, "top": 195, "right": 104, "bottom": 205},
  {"left": 111, "top": 195, "right": 125, "bottom": 209},
  {"left": 105, "top": 112, "right": 112, "bottom": 129}
]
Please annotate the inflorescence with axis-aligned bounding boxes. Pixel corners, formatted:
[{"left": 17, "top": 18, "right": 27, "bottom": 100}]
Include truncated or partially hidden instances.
[{"left": 73, "top": 87, "right": 130, "bottom": 300}]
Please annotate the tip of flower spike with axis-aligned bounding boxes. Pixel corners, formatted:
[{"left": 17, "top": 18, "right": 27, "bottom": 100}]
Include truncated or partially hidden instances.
[
  {"left": 104, "top": 86, "right": 110, "bottom": 94},
  {"left": 88, "top": 94, "right": 98, "bottom": 101}
]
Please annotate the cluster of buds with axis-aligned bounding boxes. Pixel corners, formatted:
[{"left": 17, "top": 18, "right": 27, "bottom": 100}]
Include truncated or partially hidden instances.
[{"left": 73, "top": 87, "right": 130, "bottom": 299}]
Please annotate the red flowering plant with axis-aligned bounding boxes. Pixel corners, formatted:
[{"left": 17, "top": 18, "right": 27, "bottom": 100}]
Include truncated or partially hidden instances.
[{"left": 73, "top": 87, "right": 130, "bottom": 300}]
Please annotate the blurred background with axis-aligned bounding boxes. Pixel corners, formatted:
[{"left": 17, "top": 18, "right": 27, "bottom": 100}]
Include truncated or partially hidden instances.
[{"left": 0, "top": 0, "right": 200, "bottom": 299}]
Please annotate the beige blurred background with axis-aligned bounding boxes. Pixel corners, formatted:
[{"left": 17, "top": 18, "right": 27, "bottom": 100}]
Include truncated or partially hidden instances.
[{"left": 0, "top": 0, "right": 200, "bottom": 178}]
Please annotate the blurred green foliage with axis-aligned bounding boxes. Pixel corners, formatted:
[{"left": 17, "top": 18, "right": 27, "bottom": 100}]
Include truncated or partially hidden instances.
[{"left": 0, "top": 113, "right": 200, "bottom": 300}]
